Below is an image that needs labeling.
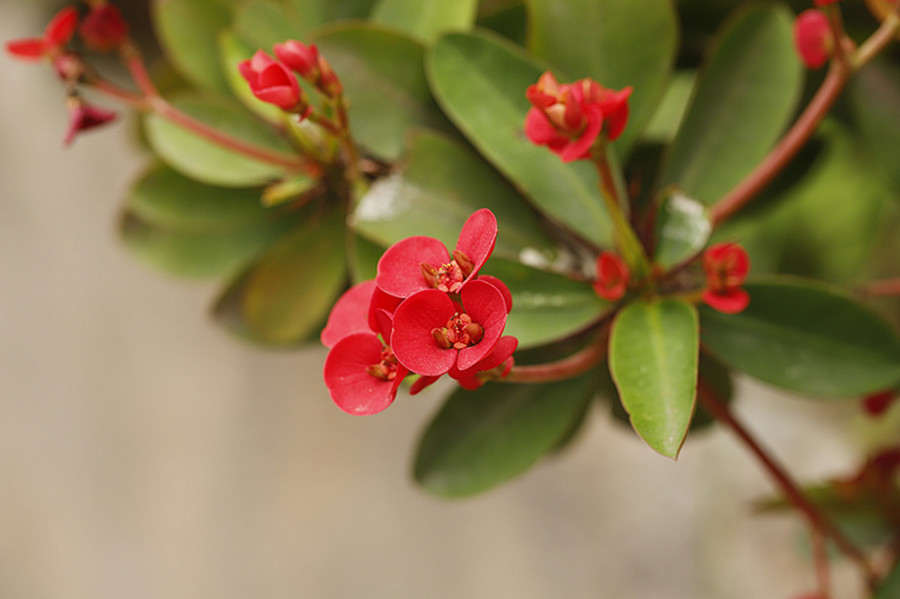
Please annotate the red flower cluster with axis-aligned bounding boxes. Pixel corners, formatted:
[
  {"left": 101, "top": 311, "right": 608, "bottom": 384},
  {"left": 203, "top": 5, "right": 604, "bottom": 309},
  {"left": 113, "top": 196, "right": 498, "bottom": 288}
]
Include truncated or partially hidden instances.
[
  {"left": 793, "top": 9, "right": 833, "bottom": 69},
  {"left": 524, "top": 72, "right": 632, "bottom": 163},
  {"left": 322, "top": 210, "right": 517, "bottom": 415},
  {"left": 593, "top": 251, "right": 630, "bottom": 302},
  {"left": 701, "top": 243, "right": 750, "bottom": 314},
  {"left": 238, "top": 39, "right": 342, "bottom": 115}
]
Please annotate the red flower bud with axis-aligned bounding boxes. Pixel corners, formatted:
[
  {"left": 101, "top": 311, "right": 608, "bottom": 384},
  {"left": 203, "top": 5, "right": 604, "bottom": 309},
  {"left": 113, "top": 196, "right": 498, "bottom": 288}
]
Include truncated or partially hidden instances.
[
  {"left": 63, "top": 96, "right": 117, "bottom": 146},
  {"left": 274, "top": 40, "right": 320, "bottom": 79},
  {"left": 593, "top": 251, "right": 629, "bottom": 301},
  {"left": 79, "top": 4, "right": 129, "bottom": 52},
  {"left": 793, "top": 9, "right": 833, "bottom": 69},
  {"left": 6, "top": 6, "right": 78, "bottom": 61},
  {"left": 238, "top": 50, "right": 309, "bottom": 114}
]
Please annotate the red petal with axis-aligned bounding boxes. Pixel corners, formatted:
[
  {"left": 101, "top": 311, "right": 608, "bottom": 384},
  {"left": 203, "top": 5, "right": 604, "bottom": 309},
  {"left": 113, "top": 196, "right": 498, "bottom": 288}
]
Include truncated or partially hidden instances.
[
  {"left": 375, "top": 236, "right": 449, "bottom": 298},
  {"left": 558, "top": 104, "right": 603, "bottom": 163},
  {"left": 368, "top": 286, "right": 402, "bottom": 336},
  {"left": 6, "top": 38, "right": 47, "bottom": 60},
  {"left": 451, "top": 335, "right": 518, "bottom": 380},
  {"left": 455, "top": 209, "right": 497, "bottom": 288},
  {"left": 320, "top": 280, "right": 377, "bottom": 348},
  {"left": 524, "top": 108, "right": 561, "bottom": 145},
  {"left": 456, "top": 280, "right": 508, "bottom": 371},
  {"left": 254, "top": 86, "right": 300, "bottom": 110},
  {"left": 409, "top": 375, "right": 440, "bottom": 395},
  {"left": 323, "top": 333, "right": 406, "bottom": 415},
  {"left": 391, "top": 290, "right": 457, "bottom": 376},
  {"left": 702, "top": 287, "right": 750, "bottom": 314},
  {"left": 45, "top": 6, "right": 78, "bottom": 46},
  {"left": 477, "top": 275, "right": 513, "bottom": 312}
]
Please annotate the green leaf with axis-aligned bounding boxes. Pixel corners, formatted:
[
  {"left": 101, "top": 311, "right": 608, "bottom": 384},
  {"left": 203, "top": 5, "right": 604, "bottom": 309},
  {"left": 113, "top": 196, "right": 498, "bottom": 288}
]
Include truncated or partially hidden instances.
[
  {"left": 218, "top": 30, "right": 284, "bottom": 124},
  {"left": 643, "top": 70, "right": 695, "bottom": 143},
  {"left": 314, "top": 24, "right": 452, "bottom": 160},
  {"left": 701, "top": 279, "right": 900, "bottom": 398},
  {"left": 354, "top": 130, "right": 558, "bottom": 262},
  {"left": 232, "top": 0, "right": 299, "bottom": 50},
  {"left": 126, "top": 163, "right": 274, "bottom": 232},
  {"left": 427, "top": 31, "right": 613, "bottom": 247},
  {"left": 847, "top": 60, "right": 900, "bottom": 194},
  {"left": 525, "top": 0, "right": 678, "bottom": 153},
  {"left": 609, "top": 298, "right": 699, "bottom": 458},
  {"left": 372, "top": 0, "right": 478, "bottom": 43},
  {"left": 144, "top": 93, "right": 294, "bottom": 187},
  {"left": 241, "top": 209, "right": 347, "bottom": 344},
  {"left": 483, "top": 258, "right": 611, "bottom": 349},
  {"left": 414, "top": 373, "right": 596, "bottom": 497},
  {"left": 660, "top": 4, "right": 802, "bottom": 205},
  {"left": 287, "top": 0, "right": 377, "bottom": 32},
  {"left": 152, "top": 0, "right": 232, "bottom": 92},
  {"left": 876, "top": 558, "right": 900, "bottom": 599},
  {"left": 653, "top": 190, "right": 711, "bottom": 269},
  {"left": 119, "top": 212, "right": 292, "bottom": 279}
]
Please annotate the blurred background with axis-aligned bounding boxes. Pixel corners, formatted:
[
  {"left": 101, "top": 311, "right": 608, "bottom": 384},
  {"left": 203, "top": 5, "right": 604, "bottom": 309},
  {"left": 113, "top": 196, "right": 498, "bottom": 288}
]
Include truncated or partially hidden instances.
[{"left": 0, "top": 1, "right": 882, "bottom": 598}]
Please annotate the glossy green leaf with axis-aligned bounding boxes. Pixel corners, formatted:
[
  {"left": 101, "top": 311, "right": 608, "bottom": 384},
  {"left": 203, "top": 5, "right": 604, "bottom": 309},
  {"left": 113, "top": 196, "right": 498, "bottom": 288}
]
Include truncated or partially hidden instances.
[
  {"left": 427, "top": 31, "right": 613, "bottom": 248},
  {"left": 660, "top": 4, "right": 802, "bottom": 205},
  {"left": 372, "top": 0, "right": 478, "bottom": 43},
  {"left": 701, "top": 279, "right": 900, "bottom": 398},
  {"left": 414, "top": 373, "right": 596, "bottom": 497},
  {"left": 477, "top": 2, "right": 528, "bottom": 47},
  {"left": 643, "top": 70, "right": 695, "bottom": 143},
  {"left": 119, "top": 212, "right": 292, "bottom": 279},
  {"left": 218, "top": 30, "right": 284, "bottom": 124},
  {"left": 354, "top": 130, "right": 558, "bottom": 262},
  {"left": 144, "top": 93, "right": 294, "bottom": 187},
  {"left": 526, "top": 0, "right": 678, "bottom": 153},
  {"left": 241, "top": 209, "right": 347, "bottom": 344},
  {"left": 314, "top": 25, "right": 452, "bottom": 160},
  {"left": 232, "top": 0, "right": 299, "bottom": 50},
  {"left": 876, "top": 558, "right": 900, "bottom": 599},
  {"left": 609, "top": 298, "right": 699, "bottom": 458},
  {"left": 288, "top": 0, "right": 376, "bottom": 33},
  {"left": 152, "top": 0, "right": 231, "bottom": 92},
  {"left": 483, "top": 258, "right": 610, "bottom": 349},
  {"left": 126, "top": 163, "right": 274, "bottom": 231},
  {"left": 653, "top": 190, "right": 711, "bottom": 269}
]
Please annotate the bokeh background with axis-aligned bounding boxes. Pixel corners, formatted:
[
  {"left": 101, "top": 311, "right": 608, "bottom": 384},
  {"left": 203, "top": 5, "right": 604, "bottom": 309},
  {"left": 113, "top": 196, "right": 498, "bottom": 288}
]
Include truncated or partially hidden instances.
[{"left": 0, "top": 2, "right": 882, "bottom": 598}]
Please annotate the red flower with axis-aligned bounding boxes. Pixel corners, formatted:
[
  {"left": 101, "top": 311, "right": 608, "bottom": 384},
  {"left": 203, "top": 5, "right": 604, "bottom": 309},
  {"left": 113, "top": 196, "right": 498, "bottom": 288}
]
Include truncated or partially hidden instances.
[
  {"left": 793, "top": 9, "right": 833, "bottom": 69},
  {"left": 63, "top": 96, "right": 117, "bottom": 146},
  {"left": 391, "top": 280, "right": 510, "bottom": 377},
  {"left": 79, "top": 4, "right": 129, "bottom": 52},
  {"left": 324, "top": 332, "right": 408, "bottom": 415},
  {"left": 593, "top": 251, "right": 629, "bottom": 301},
  {"left": 524, "top": 71, "right": 632, "bottom": 163},
  {"left": 375, "top": 208, "right": 498, "bottom": 299},
  {"left": 321, "top": 280, "right": 380, "bottom": 348},
  {"left": 274, "top": 40, "right": 320, "bottom": 80},
  {"left": 238, "top": 50, "right": 309, "bottom": 114},
  {"left": 6, "top": 6, "right": 78, "bottom": 61},
  {"left": 701, "top": 243, "right": 750, "bottom": 314}
]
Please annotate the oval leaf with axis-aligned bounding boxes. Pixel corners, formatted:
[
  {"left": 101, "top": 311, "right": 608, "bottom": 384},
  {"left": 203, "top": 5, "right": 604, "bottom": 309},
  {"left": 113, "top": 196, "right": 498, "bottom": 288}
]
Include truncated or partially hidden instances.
[
  {"left": 314, "top": 24, "right": 452, "bottom": 161},
  {"left": 414, "top": 373, "right": 596, "bottom": 497},
  {"left": 609, "top": 298, "right": 699, "bottom": 458},
  {"left": 700, "top": 279, "right": 900, "bottom": 398},
  {"left": 427, "top": 31, "right": 613, "bottom": 247},
  {"left": 353, "top": 130, "right": 558, "bottom": 262},
  {"left": 483, "top": 258, "right": 611, "bottom": 349},
  {"left": 653, "top": 190, "right": 711, "bottom": 269},
  {"left": 526, "top": 0, "right": 678, "bottom": 153},
  {"left": 660, "top": 4, "right": 802, "bottom": 205},
  {"left": 144, "top": 93, "right": 294, "bottom": 187},
  {"left": 372, "top": 0, "right": 478, "bottom": 43},
  {"left": 152, "top": 0, "right": 231, "bottom": 92},
  {"left": 241, "top": 209, "right": 347, "bottom": 344}
]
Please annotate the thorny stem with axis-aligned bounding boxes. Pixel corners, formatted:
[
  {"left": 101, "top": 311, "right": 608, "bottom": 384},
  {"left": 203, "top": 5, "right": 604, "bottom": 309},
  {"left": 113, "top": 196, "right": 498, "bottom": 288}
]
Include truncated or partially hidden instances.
[{"left": 697, "top": 381, "right": 877, "bottom": 589}]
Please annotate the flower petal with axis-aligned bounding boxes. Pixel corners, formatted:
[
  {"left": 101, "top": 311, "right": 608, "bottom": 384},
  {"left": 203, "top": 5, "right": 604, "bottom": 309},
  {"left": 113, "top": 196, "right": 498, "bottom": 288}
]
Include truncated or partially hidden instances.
[
  {"left": 451, "top": 335, "right": 518, "bottom": 381},
  {"left": 323, "top": 333, "right": 406, "bottom": 415},
  {"left": 455, "top": 208, "right": 497, "bottom": 288},
  {"left": 456, "top": 280, "right": 508, "bottom": 371},
  {"left": 702, "top": 287, "right": 750, "bottom": 314},
  {"left": 477, "top": 274, "right": 513, "bottom": 312},
  {"left": 320, "top": 280, "right": 377, "bottom": 349},
  {"left": 375, "top": 236, "right": 449, "bottom": 298},
  {"left": 391, "top": 289, "right": 457, "bottom": 376}
]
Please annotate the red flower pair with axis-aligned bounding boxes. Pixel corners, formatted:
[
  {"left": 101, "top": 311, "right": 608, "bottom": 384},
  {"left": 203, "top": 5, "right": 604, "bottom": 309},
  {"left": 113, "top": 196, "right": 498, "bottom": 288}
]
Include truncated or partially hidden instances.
[
  {"left": 524, "top": 72, "right": 632, "bottom": 163},
  {"left": 323, "top": 210, "right": 517, "bottom": 415}
]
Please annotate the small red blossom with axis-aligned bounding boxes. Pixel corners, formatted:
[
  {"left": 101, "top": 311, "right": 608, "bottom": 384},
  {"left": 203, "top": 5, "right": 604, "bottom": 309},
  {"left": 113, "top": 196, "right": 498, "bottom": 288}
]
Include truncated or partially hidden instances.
[
  {"left": 391, "top": 280, "right": 510, "bottom": 377},
  {"left": 6, "top": 5, "right": 78, "bottom": 61},
  {"left": 701, "top": 242, "right": 750, "bottom": 314},
  {"left": 375, "top": 208, "right": 498, "bottom": 299},
  {"left": 593, "top": 251, "right": 629, "bottom": 301},
  {"left": 238, "top": 50, "right": 309, "bottom": 114},
  {"left": 63, "top": 96, "right": 117, "bottom": 146},
  {"left": 793, "top": 9, "right": 833, "bottom": 69},
  {"left": 79, "top": 4, "right": 129, "bottom": 52},
  {"left": 861, "top": 389, "right": 898, "bottom": 417},
  {"left": 274, "top": 40, "right": 320, "bottom": 80},
  {"left": 524, "top": 71, "right": 632, "bottom": 163},
  {"left": 324, "top": 332, "right": 408, "bottom": 415}
]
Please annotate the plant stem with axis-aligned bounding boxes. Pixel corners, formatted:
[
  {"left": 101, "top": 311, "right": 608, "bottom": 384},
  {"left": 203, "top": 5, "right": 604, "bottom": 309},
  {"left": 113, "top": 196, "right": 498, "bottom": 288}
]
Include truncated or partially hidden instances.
[
  {"left": 853, "top": 12, "right": 900, "bottom": 70},
  {"left": 709, "top": 62, "right": 851, "bottom": 227},
  {"left": 696, "top": 381, "right": 877, "bottom": 588},
  {"left": 812, "top": 526, "right": 833, "bottom": 599},
  {"left": 503, "top": 334, "right": 607, "bottom": 383},
  {"left": 856, "top": 278, "right": 900, "bottom": 298}
]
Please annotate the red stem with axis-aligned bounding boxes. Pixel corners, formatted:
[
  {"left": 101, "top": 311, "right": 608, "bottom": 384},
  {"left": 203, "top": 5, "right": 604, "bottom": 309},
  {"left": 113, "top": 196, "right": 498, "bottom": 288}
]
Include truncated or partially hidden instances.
[
  {"left": 696, "top": 381, "right": 876, "bottom": 587},
  {"left": 857, "top": 278, "right": 900, "bottom": 298},
  {"left": 503, "top": 335, "right": 607, "bottom": 383}
]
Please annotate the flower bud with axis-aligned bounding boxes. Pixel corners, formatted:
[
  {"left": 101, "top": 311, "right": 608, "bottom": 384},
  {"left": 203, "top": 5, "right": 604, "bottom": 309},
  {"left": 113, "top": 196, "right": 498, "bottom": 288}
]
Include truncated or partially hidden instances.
[
  {"left": 238, "top": 50, "right": 309, "bottom": 114},
  {"left": 793, "top": 9, "right": 833, "bottom": 69},
  {"left": 79, "top": 4, "right": 129, "bottom": 52},
  {"left": 63, "top": 95, "right": 117, "bottom": 146},
  {"left": 274, "top": 40, "right": 320, "bottom": 79},
  {"left": 593, "top": 251, "right": 629, "bottom": 301}
]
